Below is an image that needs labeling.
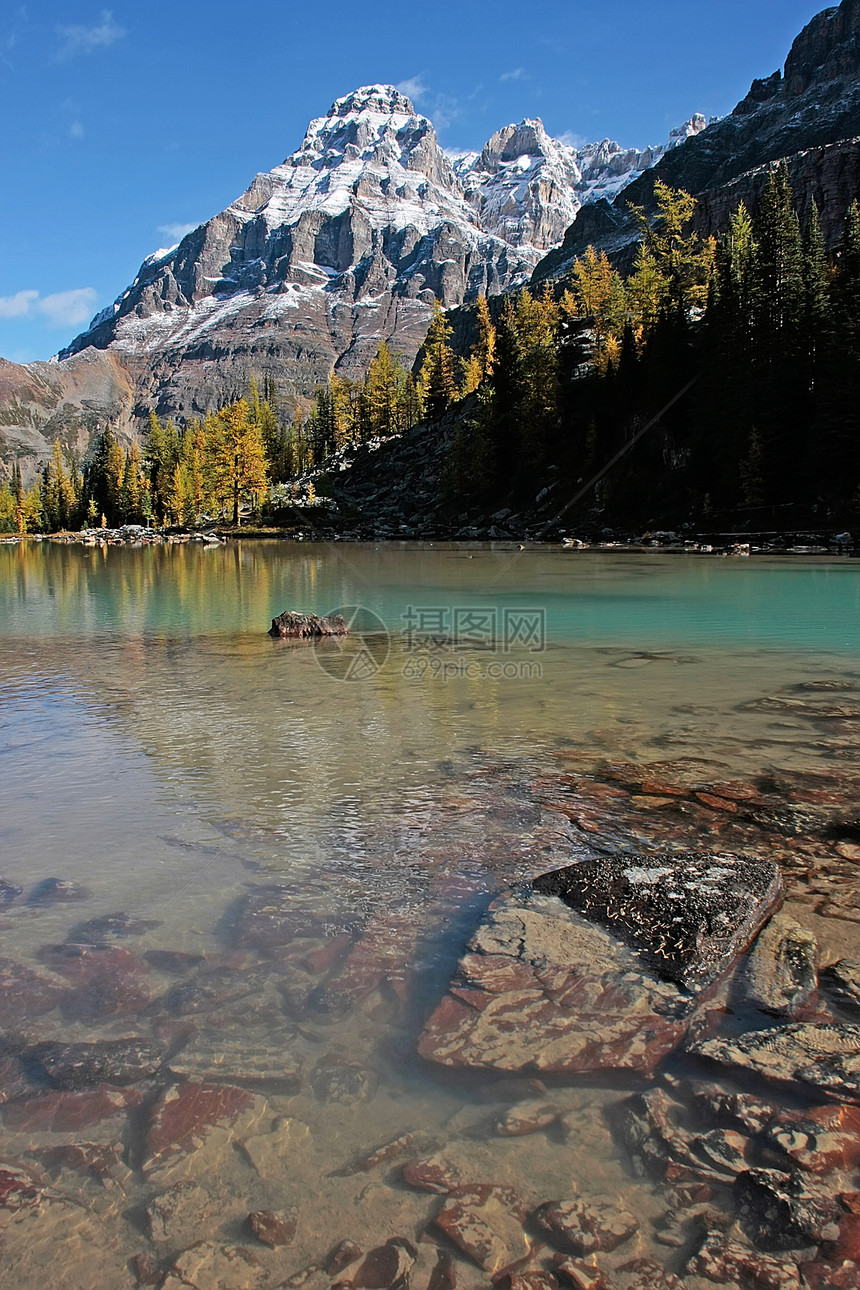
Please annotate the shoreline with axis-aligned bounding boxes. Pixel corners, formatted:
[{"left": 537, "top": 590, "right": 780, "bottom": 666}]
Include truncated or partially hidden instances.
[{"left": 2, "top": 523, "right": 858, "bottom": 558}]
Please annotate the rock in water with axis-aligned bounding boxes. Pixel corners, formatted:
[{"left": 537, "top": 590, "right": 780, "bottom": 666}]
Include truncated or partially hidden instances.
[
  {"left": 690, "top": 1022, "right": 860, "bottom": 1102},
  {"left": 744, "top": 914, "right": 819, "bottom": 1016},
  {"left": 269, "top": 611, "right": 348, "bottom": 639},
  {"left": 532, "top": 852, "right": 783, "bottom": 989},
  {"left": 418, "top": 891, "right": 703, "bottom": 1076}
]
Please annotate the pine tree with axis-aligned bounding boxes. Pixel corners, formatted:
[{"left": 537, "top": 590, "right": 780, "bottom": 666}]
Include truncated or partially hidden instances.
[
  {"left": 418, "top": 301, "right": 457, "bottom": 420},
  {"left": 461, "top": 295, "right": 496, "bottom": 394}
]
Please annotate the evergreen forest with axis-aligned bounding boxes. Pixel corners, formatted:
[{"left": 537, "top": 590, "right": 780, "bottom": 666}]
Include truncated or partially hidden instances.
[{"left": 2, "top": 164, "right": 859, "bottom": 535}]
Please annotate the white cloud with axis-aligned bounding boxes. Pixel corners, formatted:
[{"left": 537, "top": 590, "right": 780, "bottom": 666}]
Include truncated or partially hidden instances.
[
  {"left": 396, "top": 76, "right": 428, "bottom": 105},
  {"left": 55, "top": 9, "right": 125, "bottom": 60},
  {"left": 559, "top": 129, "right": 588, "bottom": 149},
  {"left": 500, "top": 68, "right": 526, "bottom": 82},
  {"left": 38, "top": 288, "right": 98, "bottom": 326},
  {"left": 69, "top": 119, "right": 84, "bottom": 139},
  {"left": 0, "top": 287, "right": 98, "bottom": 327},
  {"left": 0, "top": 290, "right": 38, "bottom": 319},
  {"left": 157, "top": 222, "right": 197, "bottom": 240}
]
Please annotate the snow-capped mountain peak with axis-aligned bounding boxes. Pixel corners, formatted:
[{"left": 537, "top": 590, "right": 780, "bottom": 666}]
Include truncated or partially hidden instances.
[{"left": 62, "top": 84, "right": 709, "bottom": 416}]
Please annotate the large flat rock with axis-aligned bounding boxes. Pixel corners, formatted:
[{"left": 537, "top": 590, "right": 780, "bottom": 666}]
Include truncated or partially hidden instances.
[
  {"left": 533, "top": 852, "right": 783, "bottom": 989},
  {"left": 418, "top": 891, "right": 703, "bottom": 1076}
]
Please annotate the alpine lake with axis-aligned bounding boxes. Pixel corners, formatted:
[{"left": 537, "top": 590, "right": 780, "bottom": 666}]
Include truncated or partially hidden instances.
[{"left": 2, "top": 537, "right": 860, "bottom": 1290}]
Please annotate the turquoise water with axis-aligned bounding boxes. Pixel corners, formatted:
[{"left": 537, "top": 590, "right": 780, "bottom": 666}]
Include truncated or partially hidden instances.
[{"left": 2, "top": 541, "right": 859, "bottom": 650}]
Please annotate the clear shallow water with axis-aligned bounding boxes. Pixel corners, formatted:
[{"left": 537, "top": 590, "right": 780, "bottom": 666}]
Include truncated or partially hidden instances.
[{"left": 1, "top": 540, "right": 860, "bottom": 1287}]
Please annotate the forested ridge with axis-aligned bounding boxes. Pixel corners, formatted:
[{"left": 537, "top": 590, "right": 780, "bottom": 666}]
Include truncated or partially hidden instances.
[{"left": 3, "top": 164, "right": 859, "bottom": 536}]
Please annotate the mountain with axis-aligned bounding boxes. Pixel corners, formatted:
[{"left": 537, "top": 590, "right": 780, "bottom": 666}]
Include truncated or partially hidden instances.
[
  {"left": 56, "top": 86, "right": 701, "bottom": 426},
  {"left": 534, "top": 0, "right": 860, "bottom": 280}
]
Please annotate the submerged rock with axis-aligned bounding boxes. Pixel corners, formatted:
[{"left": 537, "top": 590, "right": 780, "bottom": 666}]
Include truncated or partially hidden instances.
[
  {"left": 532, "top": 851, "right": 783, "bottom": 990},
  {"left": 533, "top": 1196, "right": 638, "bottom": 1254},
  {"left": 734, "top": 1168, "right": 841, "bottom": 1250},
  {"left": 689, "top": 1233, "right": 802, "bottom": 1289},
  {"left": 433, "top": 1185, "right": 531, "bottom": 1275},
  {"left": 27, "top": 877, "right": 91, "bottom": 904},
  {"left": 743, "top": 914, "right": 819, "bottom": 1016},
  {"left": 0, "top": 879, "right": 22, "bottom": 905},
  {"left": 147, "top": 1182, "right": 214, "bottom": 1246},
  {"left": 419, "top": 891, "right": 705, "bottom": 1076},
  {"left": 690, "top": 1022, "right": 860, "bottom": 1102},
  {"left": 821, "top": 959, "right": 860, "bottom": 1014},
  {"left": 25, "top": 1038, "right": 162, "bottom": 1089},
  {"left": 0, "top": 957, "right": 65, "bottom": 1024},
  {"left": 269, "top": 611, "right": 349, "bottom": 638},
  {"left": 247, "top": 1207, "right": 297, "bottom": 1247}
]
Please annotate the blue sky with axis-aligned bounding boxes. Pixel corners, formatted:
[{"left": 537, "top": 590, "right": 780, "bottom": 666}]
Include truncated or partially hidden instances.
[{"left": 1, "top": 0, "right": 827, "bottom": 362}]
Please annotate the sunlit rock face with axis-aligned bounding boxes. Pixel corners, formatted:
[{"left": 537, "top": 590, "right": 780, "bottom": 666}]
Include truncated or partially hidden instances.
[{"left": 52, "top": 86, "right": 701, "bottom": 429}]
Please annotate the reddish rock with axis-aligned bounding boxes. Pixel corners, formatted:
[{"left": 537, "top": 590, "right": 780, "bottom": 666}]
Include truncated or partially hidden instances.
[
  {"left": 495, "top": 1274, "right": 559, "bottom": 1290},
  {"left": 534, "top": 1198, "right": 638, "bottom": 1255},
  {"left": 419, "top": 894, "right": 699, "bottom": 1077},
  {"left": 434, "top": 1185, "right": 531, "bottom": 1275},
  {"left": 802, "top": 1260, "right": 860, "bottom": 1289},
  {"left": 326, "top": 1240, "right": 364, "bottom": 1275},
  {"left": 308, "top": 912, "right": 416, "bottom": 1016},
  {"left": 551, "top": 1259, "right": 617, "bottom": 1290},
  {"left": 132, "top": 1253, "right": 164, "bottom": 1286},
  {"left": 689, "top": 1233, "right": 802, "bottom": 1288},
  {"left": 331, "top": 1238, "right": 417, "bottom": 1290},
  {"left": 402, "top": 1154, "right": 465, "bottom": 1194},
  {"left": 143, "top": 1081, "right": 256, "bottom": 1174},
  {"left": 614, "top": 1259, "right": 687, "bottom": 1289},
  {"left": 333, "top": 1132, "right": 430, "bottom": 1176},
  {"left": 695, "top": 793, "right": 738, "bottom": 813},
  {"left": 0, "top": 956, "right": 65, "bottom": 1024},
  {"left": 30, "top": 1142, "right": 123, "bottom": 1181},
  {"left": 37, "top": 943, "right": 143, "bottom": 982},
  {"left": 425, "top": 1249, "right": 456, "bottom": 1290},
  {"left": 690, "top": 1022, "right": 860, "bottom": 1102},
  {"left": 828, "top": 1213, "right": 860, "bottom": 1262},
  {"left": 248, "top": 1207, "right": 297, "bottom": 1247},
  {"left": 767, "top": 1103, "right": 860, "bottom": 1172},
  {"left": 3, "top": 1087, "right": 141, "bottom": 1133},
  {"left": 0, "top": 1161, "right": 44, "bottom": 1210},
  {"left": 60, "top": 972, "right": 150, "bottom": 1020}
]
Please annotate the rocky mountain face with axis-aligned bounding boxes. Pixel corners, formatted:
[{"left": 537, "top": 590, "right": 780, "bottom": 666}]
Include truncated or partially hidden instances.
[
  {"left": 2, "top": 85, "right": 703, "bottom": 481},
  {"left": 58, "top": 87, "right": 701, "bottom": 422},
  {"left": 0, "top": 350, "right": 135, "bottom": 472},
  {"left": 533, "top": 0, "right": 860, "bottom": 280}
]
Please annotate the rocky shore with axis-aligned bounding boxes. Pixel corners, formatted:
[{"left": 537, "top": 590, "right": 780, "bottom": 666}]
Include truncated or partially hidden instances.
[{"left": 3, "top": 734, "right": 860, "bottom": 1287}]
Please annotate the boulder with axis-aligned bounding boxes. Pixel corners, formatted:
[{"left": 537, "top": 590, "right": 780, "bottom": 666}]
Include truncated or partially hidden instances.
[
  {"left": 269, "top": 611, "right": 348, "bottom": 638},
  {"left": 532, "top": 852, "right": 783, "bottom": 989},
  {"left": 419, "top": 890, "right": 712, "bottom": 1076}
]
